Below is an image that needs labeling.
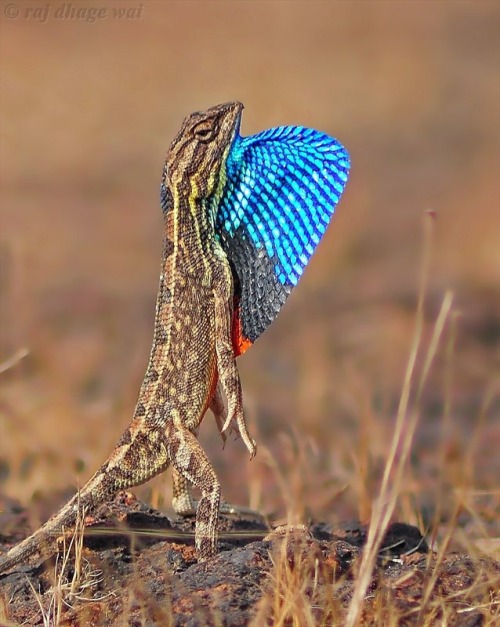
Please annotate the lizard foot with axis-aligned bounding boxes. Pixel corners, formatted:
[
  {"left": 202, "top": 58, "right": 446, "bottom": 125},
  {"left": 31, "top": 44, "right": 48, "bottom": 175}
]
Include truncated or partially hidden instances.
[
  {"left": 264, "top": 524, "right": 311, "bottom": 541},
  {"left": 174, "top": 496, "right": 263, "bottom": 518},
  {"left": 219, "top": 501, "right": 263, "bottom": 517}
]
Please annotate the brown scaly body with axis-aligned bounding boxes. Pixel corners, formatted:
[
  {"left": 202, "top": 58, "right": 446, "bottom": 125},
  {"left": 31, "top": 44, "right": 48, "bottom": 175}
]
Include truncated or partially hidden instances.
[{"left": 0, "top": 102, "right": 256, "bottom": 573}]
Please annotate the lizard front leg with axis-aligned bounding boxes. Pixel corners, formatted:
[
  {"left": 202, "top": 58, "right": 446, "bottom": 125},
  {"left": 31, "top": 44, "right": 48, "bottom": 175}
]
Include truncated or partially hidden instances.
[
  {"left": 212, "top": 260, "right": 257, "bottom": 459},
  {"left": 210, "top": 380, "right": 230, "bottom": 443}
]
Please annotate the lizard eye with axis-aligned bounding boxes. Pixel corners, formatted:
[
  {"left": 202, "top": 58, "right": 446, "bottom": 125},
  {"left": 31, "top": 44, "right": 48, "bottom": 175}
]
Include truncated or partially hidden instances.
[{"left": 193, "top": 120, "right": 215, "bottom": 142}]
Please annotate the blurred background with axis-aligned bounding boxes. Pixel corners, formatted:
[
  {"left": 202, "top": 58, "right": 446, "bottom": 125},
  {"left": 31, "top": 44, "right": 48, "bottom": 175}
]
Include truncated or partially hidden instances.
[{"left": 0, "top": 1, "right": 498, "bottom": 543}]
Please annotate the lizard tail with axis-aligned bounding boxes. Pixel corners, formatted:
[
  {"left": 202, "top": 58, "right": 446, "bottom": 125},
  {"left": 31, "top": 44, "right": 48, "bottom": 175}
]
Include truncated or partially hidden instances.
[
  {"left": 0, "top": 419, "right": 172, "bottom": 575},
  {"left": 0, "top": 470, "right": 108, "bottom": 575}
]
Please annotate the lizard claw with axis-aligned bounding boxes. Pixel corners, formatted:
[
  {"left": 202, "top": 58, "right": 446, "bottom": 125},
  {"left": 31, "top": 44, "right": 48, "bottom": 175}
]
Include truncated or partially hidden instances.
[{"left": 221, "top": 412, "right": 234, "bottom": 434}]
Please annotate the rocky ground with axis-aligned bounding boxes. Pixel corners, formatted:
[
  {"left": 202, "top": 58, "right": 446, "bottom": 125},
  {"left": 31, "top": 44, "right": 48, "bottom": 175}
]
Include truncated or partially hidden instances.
[{"left": 0, "top": 492, "right": 498, "bottom": 626}]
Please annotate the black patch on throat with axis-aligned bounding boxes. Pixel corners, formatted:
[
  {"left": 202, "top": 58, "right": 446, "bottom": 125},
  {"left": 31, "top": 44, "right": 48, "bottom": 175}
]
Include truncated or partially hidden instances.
[
  {"left": 223, "top": 227, "right": 291, "bottom": 343},
  {"left": 160, "top": 182, "right": 172, "bottom": 214},
  {"left": 163, "top": 237, "right": 175, "bottom": 258}
]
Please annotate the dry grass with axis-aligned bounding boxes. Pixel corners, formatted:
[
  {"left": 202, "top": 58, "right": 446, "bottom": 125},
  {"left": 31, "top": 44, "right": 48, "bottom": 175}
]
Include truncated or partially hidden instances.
[
  {"left": 25, "top": 509, "right": 105, "bottom": 626},
  {"left": 248, "top": 216, "right": 498, "bottom": 626},
  {"left": 0, "top": 504, "right": 110, "bottom": 626},
  {"left": 345, "top": 214, "right": 449, "bottom": 625}
]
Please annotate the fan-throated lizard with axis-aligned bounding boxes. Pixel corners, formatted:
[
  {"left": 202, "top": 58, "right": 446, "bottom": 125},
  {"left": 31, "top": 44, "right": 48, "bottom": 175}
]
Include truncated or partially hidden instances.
[{"left": 0, "top": 101, "right": 350, "bottom": 572}]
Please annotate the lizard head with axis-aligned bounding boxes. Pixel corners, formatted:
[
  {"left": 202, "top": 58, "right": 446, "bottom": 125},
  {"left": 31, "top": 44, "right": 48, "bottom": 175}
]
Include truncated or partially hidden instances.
[{"left": 161, "top": 101, "right": 243, "bottom": 208}]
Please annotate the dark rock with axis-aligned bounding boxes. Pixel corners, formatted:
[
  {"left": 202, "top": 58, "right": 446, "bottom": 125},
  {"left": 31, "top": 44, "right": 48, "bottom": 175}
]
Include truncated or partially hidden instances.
[{"left": 0, "top": 492, "right": 497, "bottom": 626}]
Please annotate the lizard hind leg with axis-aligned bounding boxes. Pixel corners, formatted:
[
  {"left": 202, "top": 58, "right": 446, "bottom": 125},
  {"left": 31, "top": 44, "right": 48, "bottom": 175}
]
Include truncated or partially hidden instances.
[
  {"left": 171, "top": 385, "right": 258, "bottom": 520},
  {"left": 172, "top": 468, "right": 262, "bottom": 518},
  {"left": 166, "top": 423, "right": 221, "bottom": 561},
  {"left": 171, "top": 386, "right": 228, "bottom": 517},
  {"left": 172, "top": 469, "right": 197, "bottom": 516}
]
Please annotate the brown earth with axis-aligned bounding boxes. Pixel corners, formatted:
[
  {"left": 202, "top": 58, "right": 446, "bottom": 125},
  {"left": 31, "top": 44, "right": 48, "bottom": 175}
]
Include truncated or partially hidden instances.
[{"left": 1, "top": 492, "right": 498, "bottom": 626}]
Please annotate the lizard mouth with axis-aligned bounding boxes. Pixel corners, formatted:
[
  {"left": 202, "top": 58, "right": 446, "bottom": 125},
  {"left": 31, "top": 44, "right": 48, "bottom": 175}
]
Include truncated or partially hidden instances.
[{"left": 217, "top": 101, "right": 244, "bottom": 143}]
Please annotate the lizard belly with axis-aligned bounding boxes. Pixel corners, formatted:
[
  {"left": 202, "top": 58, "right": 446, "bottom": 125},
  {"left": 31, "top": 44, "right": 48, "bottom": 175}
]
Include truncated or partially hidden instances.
[{"left": 159, "top": 278, "right": 217, "bottom": 432}]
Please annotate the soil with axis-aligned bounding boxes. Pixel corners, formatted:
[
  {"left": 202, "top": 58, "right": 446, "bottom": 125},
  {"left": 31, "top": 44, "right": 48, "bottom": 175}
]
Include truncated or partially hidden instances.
[{"left": 0, "top": 492, "right": 497, "bottom": 626}]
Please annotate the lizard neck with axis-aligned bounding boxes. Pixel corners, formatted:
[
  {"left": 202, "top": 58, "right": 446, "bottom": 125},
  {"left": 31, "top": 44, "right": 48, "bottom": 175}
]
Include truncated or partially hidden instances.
[
  {"left": 171, "top": 195, "right": 217, "bottom": 274},
  {"left": 164, "top": 139, "right": 230, "bottom": 272}
]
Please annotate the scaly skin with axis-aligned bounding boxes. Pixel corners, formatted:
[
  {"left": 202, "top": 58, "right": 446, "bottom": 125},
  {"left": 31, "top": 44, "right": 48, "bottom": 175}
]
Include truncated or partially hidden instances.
[{"left": 0, "top": 101, "right": 256, "bottom": 574}]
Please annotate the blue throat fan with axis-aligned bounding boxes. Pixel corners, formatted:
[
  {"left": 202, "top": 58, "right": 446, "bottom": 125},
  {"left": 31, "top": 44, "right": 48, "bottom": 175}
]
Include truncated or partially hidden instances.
[{"left": 216, "top": 123, "right": 350, "bottom": 355}]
